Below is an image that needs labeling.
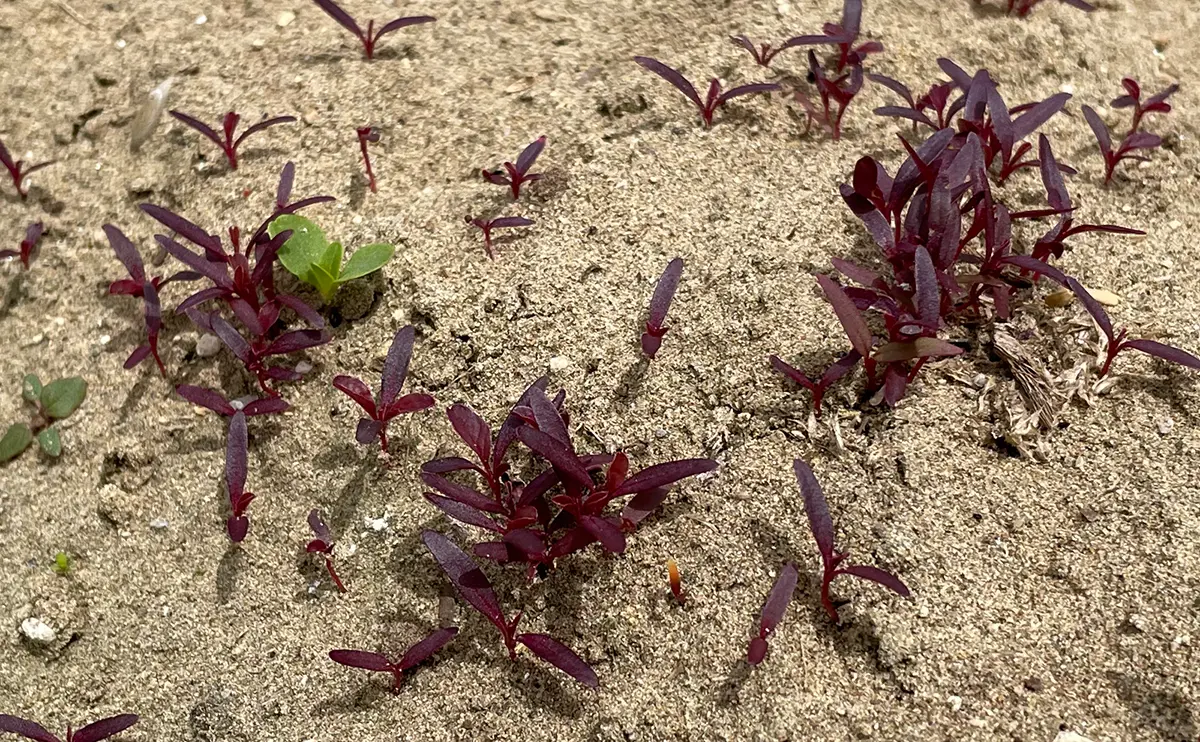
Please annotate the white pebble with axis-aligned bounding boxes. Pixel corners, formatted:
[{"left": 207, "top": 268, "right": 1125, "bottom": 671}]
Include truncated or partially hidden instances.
[
  {"left": 150, "top": 517, "right": 169, "bottom": 529},
  {"left": 1157, "top": 418, "right": 1174, "bottom": 435},
  {"left": 295, "top": 361, "right": 313, "bottom": 375},
  {"left": 196, "top": 333, "right": 221, "bottom": 357},
  {"left": 277, "top": 10, "right": 295, "bottom": 26},
  {"left": 20, "top": 617, "right": 56, "bottom": 644},
  {"left": 548, "top": 356, "right": 571, "bottom": 371},
  {"left": 194, "top": 14, "right": 206, "bottom": 24}
]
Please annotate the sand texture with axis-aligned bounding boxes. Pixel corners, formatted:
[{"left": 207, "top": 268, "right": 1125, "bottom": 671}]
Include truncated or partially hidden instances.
[{"left": 1, "top": 0, "right": 1198, "bottom": 739}]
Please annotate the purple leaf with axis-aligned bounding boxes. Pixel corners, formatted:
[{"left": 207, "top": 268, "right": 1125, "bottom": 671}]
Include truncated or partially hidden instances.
[
  {"left": 1037, "top": 135, "right": 1071, "bottom": 212},
  {"left": 514, "top": 136, "right": 547, "bottom": 175},
  {"left": 580, "top": 515, "right": 626, "bottom": 553},
  {"left": 176, "top": 385, "right": 236, "bottom": 415},
  {"left": 613, "top": 458, "right": 716, "bottom": 496},
  {"left": 527, "top": 387, "right": 573, "bottom": 448},
  {"left": 516, "top": 633, "right": 599, "bottom": 688},
  {"left": 1065, "top": 277, "right": 1114, "bottom": 343},
  {"left": 308, "top": 509, "right": 332, "bottom": 543},
  {"left": 264, "top": 329, "right": 327, "bottom": 356},
  {"left": 490, "top": 216, "right": 534, "bottom": 230},
  {"left": 620, "top": 486, "right": 670, "bottom": 527},
  {"left": 421, "top": 472, "right": 504, "bottom": 514},
  {"left": 839, "top": 565, "right": 910, "bottom": 597},
  {"left": 816, "top": 274, "right": 873, "bottom": 358},
  {"left": 329, "top": 649, "right": 392, "bottom": 672},
  {"left": 103, "top": 225, "right": 145, "bottom": 282},
  {"left": 380, "top": 325, "right": 415, "bottom": 408},
  {"left": 374, "top": 15, "right": 437, "bottom": 40},
  {"left": 748, "top": 562, "right": 798, "bottom": 666},
  {"left": 276, "top": 161, "right": 295, "bottom": 209},
  {"left": 396, "top": 626, "right": 458, "bottom": 671},
  {"left": 793, "top": 459, "right": 834, "bottom": 562},
  {"left": 226, "top": 411, "right": 248, "bottom": 499},
  {"left": 312, "top": 0, "right": 364, "bottom": 39},
  {"left": 913, "top": 246, "right": 940, "bottom": 326},
  {"left": 646, "top": 257, "right": 683, "bottom": 343},
  {"left": 333, "top": 375, "right": 377, "bottom": 416},
  {"left": 168, "top": 110, "right": 225, "bottom": 148},
  {"left": 69, "top": 715, "right": 139, "bottom": 742},
  {"left": 633, "top": 56, "right": 702, "bottom": 111},
  {"left": 1082, "top": 106, "right": 1112, "bottom": 159},
  {"left": 1011, "top": 93, "right": 1070, "bottom": 142},
  {"left": 234, "top": 115, "right": 296, "bottom": 147},
  {"left": 0, "top": 716, "right": 60, "bottom": 742},
  {"left": 1122, "top": 339, "right": 1200, "bottom": 370},
  {"left": 421, "top": 530, "right": 506, "bottom": 633},
  {"left": 447, "top": 404, "right": 491, "bottom": 466},
  {"left": 355, "top": 418, "right": 382, "bottom": 444},
  {"left": 517, "top": 426, "right": 592, "bottom": 490},
  {"left": 717, "top": 83, "right": 780, "bottom": 104},
  {"left": 424, "top": 494, "right": 504, "bottom": 533}
]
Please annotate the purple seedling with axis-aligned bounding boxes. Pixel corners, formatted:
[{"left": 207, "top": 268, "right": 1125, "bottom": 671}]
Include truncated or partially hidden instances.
[
  {"left": 421, "top": 530, "right": 598, "bottom": 687},
  {"left": 728, "top": 35, "right": 793, "bottom": 67},
  {"left": 0, "top": 713, "right": 138, "bottom": 742},
  {"left": 224, "top": 411, "right": 256, "bottom": 542},
  {"left": 747, "top": 562, "right": 797, "bottom": 665},
  {"left": 333, "top": 325, "right": 435, "bottom": 454},
  {"left": 212, "top": 316, "right": 326, "bottom": 396},
  {"left": 357, "top": 126, "right": 380, "bottom": 193},
  {"left": 1065, "top": 277, "right": 1200, "bottom": 377},
  {"left": 1082, "top": 105, "right": 1163, "bottom": 185},
  {"left": 869, "top": 74, "right": 956, "bottom": 132},
  {"left": 641, "top": 257, "right": 683, "bottom": 359},
  {"left": 0, "top": 137, "right": 55, "bottom": 200},
  {"left": 122, "top": 281, "right": 166, "bottom": 375},
  {"left": 481, "top": 136, "right": 546, "bottom": 201},
  {"left": 465, "top": 216, "right": 534, "bottom": 259},
  {"left": 633, "top": 56, "right": 779, "bottom": 128},
  {"left": 1112, "top": 77, "right": 1178, "bottom": 136},
  {"left": 169, "top": 110, "right": 296, "bottom": 170},
  {"left": 770, "top": 350, "right": 862, "bottom": 417},
  {"left": 795, "top": 459, "right": 909, "bottom": 622},
  {"left": 0, "top": 222, "right": 43, "bottom": 270},
  {"left": 306, "top": 508, "right": 347, "bottom": 592},
  {"left": 104, "top": 224, "right": 199, "bottom": 298},
  {"left": 329, "top": 628, "right": 458, "bottom": 691},
  {"left": 784, "top": 0, "right": 883, "bottom": 72},
  {"left": 175, "top": 385, "right": 289, "bottom": 416},
  {"left": 797, "top": 50, "right": 864, "bottom": 140},
  {"left": 312, "top": 0, "right": 436, "bottom": 60}
]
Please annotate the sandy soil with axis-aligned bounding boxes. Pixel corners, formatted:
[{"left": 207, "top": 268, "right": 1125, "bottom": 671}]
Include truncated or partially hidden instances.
[{"left": 1, "top": 0, "right": 1198, "bottom": 739}]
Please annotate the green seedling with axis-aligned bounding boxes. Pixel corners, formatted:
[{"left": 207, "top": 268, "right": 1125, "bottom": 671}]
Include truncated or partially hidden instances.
[
  {"left": 0, "top": 375, "right": 87, "bottom": 463},
  {"left": 267, "top": 215, "right": 394, "bottom": 303},
  {"left": 53, "top": 551, "right": 71, "bottom": 575}
]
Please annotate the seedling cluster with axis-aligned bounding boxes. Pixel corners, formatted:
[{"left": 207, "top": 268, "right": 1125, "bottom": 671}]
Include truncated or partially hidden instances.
[{"left": 467, "top": 136, "right": 546, "bottom": 258}]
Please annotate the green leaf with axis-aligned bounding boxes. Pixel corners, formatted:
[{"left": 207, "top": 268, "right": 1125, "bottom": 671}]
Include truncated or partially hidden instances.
[
  {"left": 21, "top": 374, "right": 42, "bottom": 403},
  {"left": 40, "top": 377, "right": 87, "bottom": 419},
  {"left": 269, "top": 215, "right": 328, "bottom": 279},
  {"left": 38, "top": 427, "right": 62, "bottom": 457},
  {"left": 318, "top": 241, "right": 344, "bottom": 280},
  {"left": 53, "top": 551, "right": 71, "bottom": 575},
  {"left": 338, "top": 243, "right": 395, "bottom": 282},
  {"left": 0, "top": 423, "right": 32, "bottom": 463},
  {"left": 310, "top": 262, "right": 339, "bottom": 303}
]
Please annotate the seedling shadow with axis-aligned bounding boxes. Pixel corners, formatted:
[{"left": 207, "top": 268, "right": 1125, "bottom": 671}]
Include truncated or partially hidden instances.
[
  {"left": 507, "top": 661, "right": 588, "bottom": 719},
  {"left": 613, "top": 358, "right": 650, "bottom": 408},
  {"left": 311, "top": 681, "right": 390, "bottom": 714},
  {"left": 116, "top": 376, "right": 150, "bottom": 425},
  {"left": 714, "top": 660, "right": 753, "bottom": 708},
  {"left": 216, "top": 544, "right": 245, "bottom": 605},
  {"left": 1113, "top": 370, "right": 1199, "bottom": 422},
  {"left": 1107, "top": 671, "right": 1198, "bottom": 740},
  {"left": 328, "top": 459, "right": 375, "bottom": 536}
]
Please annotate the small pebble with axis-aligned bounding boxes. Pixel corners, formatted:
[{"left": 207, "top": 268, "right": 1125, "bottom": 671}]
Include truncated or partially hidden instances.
[
  {"left": 250, "top": 39, "right": 266, "bottom": 50},
  {"left": 150, "top": 517, "right": 169, "bottom": 530},
  {"left": 548, "top": 356, "right": 571, "bottom": 371},
  {"left": 1156, "top": 418, "right": 1173, "bottom": 435},
  {"left": 196, "top": 333, "right": 221, "bottom": 357},
  {"left": 366, "top": 515, "right": 389, "bottom": 531},
  {"left": 194, "top": 14, "right": 206, "bottom": 24},
  {"left": 20, "top": 617, "right": 56, "bottom": 644},
  {"left": 295, "top": 360, "right": 313, "bottom": 375},
  {"left": 948, "top": 695, "right": 963, "bottom": 712},
  {"left": 277, "top": 10, "right": 295, "bottom": 26}
]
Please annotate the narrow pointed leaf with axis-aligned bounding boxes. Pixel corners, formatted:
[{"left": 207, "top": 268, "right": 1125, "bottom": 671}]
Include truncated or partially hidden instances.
[
  {"left": 839, "top": 565, "right": 910, "bottom": 597},
  {"left": 613, "top": 458, "right": 716, "bottom": 496},
  {"left": 793, "top": 459, "right": 834, "bottom": 561},
  {"left": 396, "top": 626, "right": 458, "bottom": 671},
  {"left": 329, "top": 649, "right": 392, "bottom": 672},
  {"left": 1122, "top": 339, "right": 1200, "bottom": 369},
  {"left": 516, "top": 633, "right": 599, "bottom": 688},
  {"left": 72, "top": 714, "right": 139, "bottom": 742},
  {"left": 381, "top": 326, "right": 415, "bottom": 408},
  {"left": 421, "top": 530, "right": 506, "bottom": 632}
]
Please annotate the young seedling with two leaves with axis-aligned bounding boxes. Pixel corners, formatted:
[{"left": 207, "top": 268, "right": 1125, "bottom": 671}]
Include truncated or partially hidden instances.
[
  {"left": 795, "top": 51, "right": 863, "bottom": 141},
  {"left": 169, "top": 110, "right": 295, "bottom": 170},
  {"left": 0, "top": 376, "right": 87, "bottom": 463},
  {"left": 333, "top": 325, "right": 435, "bottom": 453},
  {"left": 329, "top": 627, "right": 458, "bottom": 691},
  {"left": 633, "top": 57, "right": 780, "bottom": 128},
  {"left": 748, "top": 460, "right": 909, "bottom": 665},
  {"left": 869, "top": 74, "right": 957, "bottom": 133},
  {"left": 481, "top": 136, "right": 545, "bottom": 200},
  {"left": 465, "top": 216, "right": 534, "bottom": 259},
  {"left": 730, "top": 0, "right": 882, "bottom": 70},
  {"left": 1, "top": 223, "right": 44, "bottom": 270},
  {"left": 211, "top": 315, "right": 327, "bottom": 396},
  {"left": 0, "top": 713, "right": 137, "bottom": 742},
  {"left": 0, "top": 137, "right": 55, "bottom": 200},
  {"left": 422, "top": 530, "right": 598, "bottom": 687},
  {"left": 1111, "top": 78, "right": 1178, "bottom": 136},
  {"left": 641, "top": 257, "right": 682, "bottom": 359},
  {"left": 1063, "top": 278, "right": 1200, "bottom": 378},
  {"left": 1083, "top": 78, "right": 1178, "bottom": 185},
  {"left": 312, "top": 0, "right": 435, "bottom": 61},
  {"left": 306, "top": 509, "right": 347, "bottom": 592},
  {"left": 267, "top": 215, "right": 395, "bottom": 303},
  {"left": 421, "top": 382, "right": 717, "bottom": 576}
]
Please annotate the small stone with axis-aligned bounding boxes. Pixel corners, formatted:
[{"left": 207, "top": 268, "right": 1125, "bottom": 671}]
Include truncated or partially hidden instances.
[
  {"left": 194, "top": 14, "right": 206, "bottom": 24},
  {"left": 250, "top": 39, "right": 266, "bottom": 50},
  {"left": 366, "top": 515, "right": 389, "bottom": 531},
  {"left": 948, "top": 695, "right": 963, "bottom": 712},
  {"left": 776, "top": 0, "right": 791, "bottom": 15},
  {"left": 548, "top": 356, "right": 571, "bottom": 371},
  {"left": 1054, "top": 732, "right": 1094, "bottom": 742},
  {"left": 277, "top": 10, "right": 295, "bottom": 27},
  {"left": 1060, "top": 83, "right": 1075, "bottom": 95},
  {"left": 972, "top": 373, "right": 988, "bottom": 389},
  {"left": 295, "top": 361, "right": 313, "bottom": 375},
  {"left": 196, "top": 333, "right": 221, "bottom": 357},
  {"left": 20, "top": 617, "right": 56, "bottom": 644},
  {"left": 1023, "top": 677, "right": 1043, "bottom": 692},
  {"left": 1126, "top": 613, "right": 1147, "bottom": 633},
  {"left": 1156, "top": 418, "right": 1174, "bottom": 435},
  {"left": 150, "top": 517, "right": 169, "bottom": 530}
]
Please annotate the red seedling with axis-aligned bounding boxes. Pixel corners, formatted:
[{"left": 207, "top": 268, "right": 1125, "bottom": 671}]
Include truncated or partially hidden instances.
[
  {"left": 333, "top": 325, "right": 435, "bottom": 453},
  {"left": 633, "top": 56, "right": 779, "bottom": 128},
  {"left": 770, "top": 350, "right": 862, "bottom": 417},
  {"left": 980, "top": 0, "right": 1095, "bottom": 16},
  {"left": 870, "top": 74, "right": 956, "bottom": 132},
  {"left": 312, "top": 0, "right": 436, "bottom": 60},
  {"left": 1064, "top": 278, "right": 1200, "bottom": 377},
  {"left": 747, "top": 562, "right": 797, "bottom": 665},
  {"left": 0, "top": 222, "right": 43, "bottom": 270},
  {"left": 169, "top": 110, "right": 296, "bottom": 170},
  {"left": 728, "top": 36, "right": 793, "bottom": 67},
  {"left": 481, "top": 136, "right": 545, "bottom": 201},
  {"left": 796, "top": 50, "right": 863, "bottom": 140},
  {"left": 666, "top": 558, "right": 686, "bottom": 605},
  {"left": 306, "top": 508, "right": 347, "bottom": 592},
  {"left": 1082, "top": 105, "right": 1163, "bottom": 185},
  {"left": 123, "top": 281, "right": 166, "bottom": 375},
  {"left": 0, "top": 713, "right": 138, "bottom": 742},
  {"left": 422, "top": 530, "right": 598, "bottom": 687},
  {"left": 212, "top": 316, "right": 327, "bottom": 395},
  {"left": 104, "top": 225, "right": 199, "bottom": 298},
  {"left": 795, "top": 459, "right": 909, "bottom": 622},
  {"left": 357, "top": 126, "right": 380, "bottom": 193},
  {"left": 465, "top": 216, "right": 534, "bottom": 259},
  {"left": 0, "top": 137, "right": 55, "bottom": 200},
  {"left": 784, "top": 0, "right": 883, "bottom": 72},
  {"left": 1112, "top": 78, "right": 1178, "bottom": 136},
  {"left": 224, "top": 411, "right": 255, "bottom": 542},
  {"left": 642, "top": 257, "right": 683, "bottom": 359},
  {"left": 175, "top": 385, "right": 290, "bottom": 416},
  {"left": 329, "top": 628, "right": 458, "bottom": 691}
]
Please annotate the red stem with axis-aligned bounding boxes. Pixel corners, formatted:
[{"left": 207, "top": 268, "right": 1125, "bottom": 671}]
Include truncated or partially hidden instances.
[
  {"left": 325, "top": 557, "right": 347, "bottom": 593},
  {"left": 358, "top": 131, "right": 378, "bottom": 193}
]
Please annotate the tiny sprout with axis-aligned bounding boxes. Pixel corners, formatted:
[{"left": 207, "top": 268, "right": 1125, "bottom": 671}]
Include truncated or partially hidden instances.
[
  {"left": 306, "top": 509, "right": 347, "bottom": 592},
  {"left": 642, "top": 257, "right": 683, "bottom": 359},
  {"left": 481, "top": 136, "right": 546, "bottom": 201},
  {"left": 357, "top": 126, "right": 381, "bottom": 193},
  {"left": 311, "top": 0, "right": 436, "bottom": 61},
  {"left": 465, "top": 216, "right": 534, "bottom": 259},
  {"left": 0, "top": 222, "right": 44, "bottom": 271},
  {"left": 1, "top": 375, "right": 87, "bottom": 464},
  {"left": 667, "top": 558, "right": 685, "bottom": 605},
  {"left": 53, "top": 551, "right": 71, "bottom": 575},
  {"left": 0, "top": 136, "right": 55, "bottom": 200},
  {"left": 169, "top": 110, "right": 296, "bottom": 170}
]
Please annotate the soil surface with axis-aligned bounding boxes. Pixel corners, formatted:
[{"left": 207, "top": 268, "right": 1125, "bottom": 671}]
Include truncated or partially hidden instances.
[{"left": 1, "top": 0, "right": 1198, "bottom": 740}]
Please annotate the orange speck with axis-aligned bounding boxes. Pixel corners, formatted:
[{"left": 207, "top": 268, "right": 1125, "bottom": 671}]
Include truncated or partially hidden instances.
[{"left": 667, "top": 558, "right": 685, "bottom": 605}]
